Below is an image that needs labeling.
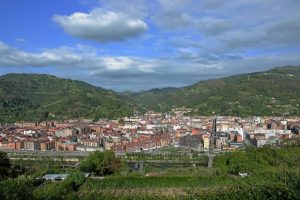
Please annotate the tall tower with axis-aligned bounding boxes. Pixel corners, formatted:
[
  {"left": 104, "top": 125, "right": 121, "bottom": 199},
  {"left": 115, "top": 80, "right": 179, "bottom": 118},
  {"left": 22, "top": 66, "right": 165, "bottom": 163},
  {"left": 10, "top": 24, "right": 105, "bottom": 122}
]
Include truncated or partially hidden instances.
[
  {"left": 212, "top": 117, "right": 217, "bottom": 136},
  {"left": 210, "top": 116, "right": 217, "bottom": 152}
]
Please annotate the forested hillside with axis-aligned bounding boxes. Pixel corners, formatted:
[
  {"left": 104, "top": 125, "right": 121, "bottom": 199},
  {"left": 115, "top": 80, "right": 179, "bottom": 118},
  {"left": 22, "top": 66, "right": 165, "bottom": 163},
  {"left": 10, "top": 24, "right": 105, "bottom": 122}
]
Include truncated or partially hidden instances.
[
  {"left": 132, "top": 66, "right": 300, "bottom": 116},
  {"left": 0, "top": 74, "right": 133, "bottom": 123},
  {"left": 1, "top": 66, "right": 299, "bottom": 123}
]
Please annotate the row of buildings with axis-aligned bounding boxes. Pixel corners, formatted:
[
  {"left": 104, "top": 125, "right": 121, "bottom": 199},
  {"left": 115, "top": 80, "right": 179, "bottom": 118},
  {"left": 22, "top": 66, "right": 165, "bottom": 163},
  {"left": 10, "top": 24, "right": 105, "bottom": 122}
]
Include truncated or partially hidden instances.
[{"left": 0, "top": 110, "right": 299, "bottom": 153}]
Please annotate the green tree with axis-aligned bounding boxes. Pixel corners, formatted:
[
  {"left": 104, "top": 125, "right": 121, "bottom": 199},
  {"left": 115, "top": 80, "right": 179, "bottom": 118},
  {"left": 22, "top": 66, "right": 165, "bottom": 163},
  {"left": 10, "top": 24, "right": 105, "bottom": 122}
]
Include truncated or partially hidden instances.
[
  {"left": 33, "top": 171, "right": 85, "bottom": 200},
  {"left": 0, "top": 151, "right": 11, "bottom": 178},
  {"left": 226, "top": 152, "right": 256, "bottom": 174},
  {"left": 0, "top": 175, "right": 35, "bottom": 200},
  {"left": 80, "top": 151, "right": 123, "bottom": 176}
]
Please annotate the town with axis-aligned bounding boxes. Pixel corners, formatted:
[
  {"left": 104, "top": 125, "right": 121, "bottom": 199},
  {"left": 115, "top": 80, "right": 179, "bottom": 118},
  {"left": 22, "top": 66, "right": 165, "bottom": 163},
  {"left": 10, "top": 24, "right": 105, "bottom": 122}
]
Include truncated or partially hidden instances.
[{"left": 1, "top": 108, "right": 299, "bottom": 153}]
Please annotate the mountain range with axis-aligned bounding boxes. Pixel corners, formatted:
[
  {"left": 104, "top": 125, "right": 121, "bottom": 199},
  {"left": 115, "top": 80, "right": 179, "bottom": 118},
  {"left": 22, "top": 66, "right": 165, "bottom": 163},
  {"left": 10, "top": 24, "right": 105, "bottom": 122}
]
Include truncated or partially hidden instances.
[
  {"left": 0, "top": 66, "right": 299, "bottom": 123},
  {"left": 131, "top": 66, "right": 300, "bottom": 116}
]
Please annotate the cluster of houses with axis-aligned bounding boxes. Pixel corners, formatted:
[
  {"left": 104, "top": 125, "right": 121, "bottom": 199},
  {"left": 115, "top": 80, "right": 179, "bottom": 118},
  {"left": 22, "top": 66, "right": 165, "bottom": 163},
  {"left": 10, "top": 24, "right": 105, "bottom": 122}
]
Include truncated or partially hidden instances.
[{"left": 0, "top": 110, "right": 299, "bottom": 153}]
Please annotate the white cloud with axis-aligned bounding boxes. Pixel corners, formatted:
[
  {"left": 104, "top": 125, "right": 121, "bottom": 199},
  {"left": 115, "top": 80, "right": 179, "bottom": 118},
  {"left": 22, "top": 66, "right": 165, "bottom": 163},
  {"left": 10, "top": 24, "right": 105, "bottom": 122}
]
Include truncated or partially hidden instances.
[
  {"left": 15, "top": 38, "right": 27, "bottom": 43},
  {"left": 99, "top": 0, "right": 149, "bottom": 18},
  {"left": 0, "top": 40, "right": 300, "bottom": 91},
  {"left": 0, "top": 41, "right": 10, "bottom": 53},
  {"left": 152, "top": 0, "right": 200, "bottom": 30},
  {"left": 154, "top": 10, "right": 193, "bottom": 30},
  {"left": 0, "top": 41, "right": 158, "bottom": 77},
  {"left": 153, "top": 0, "right": 300, "bottom": 59},
  {"left": 53, "top": 8, "right": 148, "bottom": 42},
  {"left": 197, "top": 17, "right": 232, "bottom": 36},
  {"left": 102, "top": 57, "right": 132, "bottom": 71}
]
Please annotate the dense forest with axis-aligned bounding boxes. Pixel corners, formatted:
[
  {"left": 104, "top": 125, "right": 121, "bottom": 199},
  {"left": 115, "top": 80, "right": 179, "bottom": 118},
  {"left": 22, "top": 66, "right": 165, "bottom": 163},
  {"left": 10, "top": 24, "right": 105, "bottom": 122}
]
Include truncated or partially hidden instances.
[
  {"left": 131, "top": 66, "right": 300, "bottom": 116},
  {"left": 0, "top": 74, "right": 133, "bottom": 123}
]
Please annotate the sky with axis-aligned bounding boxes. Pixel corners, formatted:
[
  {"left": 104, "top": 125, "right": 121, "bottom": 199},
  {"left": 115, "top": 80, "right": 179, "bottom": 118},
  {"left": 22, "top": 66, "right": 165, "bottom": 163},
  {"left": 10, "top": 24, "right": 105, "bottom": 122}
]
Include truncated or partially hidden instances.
[{"left": 0, "top": 0, "right": 300, "bottom": 91}]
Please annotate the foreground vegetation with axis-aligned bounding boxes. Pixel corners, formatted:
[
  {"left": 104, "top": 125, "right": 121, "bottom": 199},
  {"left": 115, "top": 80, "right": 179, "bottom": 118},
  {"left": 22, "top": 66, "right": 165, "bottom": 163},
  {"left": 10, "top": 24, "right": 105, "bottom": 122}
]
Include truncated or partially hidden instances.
[
  {"left": 0, "top": 145, "right": 300, "bottom": 199},
  {"left": 1, "top": 170, "right": 299, "bottom": 199},
  {"left": 126, "top": 151, "right": 208, "bottom": 166}
]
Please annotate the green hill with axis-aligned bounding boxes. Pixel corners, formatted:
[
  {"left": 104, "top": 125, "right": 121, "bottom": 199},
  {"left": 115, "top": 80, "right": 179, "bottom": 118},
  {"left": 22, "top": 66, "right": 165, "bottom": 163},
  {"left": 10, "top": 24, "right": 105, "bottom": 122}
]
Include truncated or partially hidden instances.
[
  {"left": 131, "top": 66, "right": 300, "bottom": 116},
  {"left": 0, "top": 74, "right": 133, "bottom": 123},
  {"left": 1, "top": 66, "right": 299, "bottom": 123}
]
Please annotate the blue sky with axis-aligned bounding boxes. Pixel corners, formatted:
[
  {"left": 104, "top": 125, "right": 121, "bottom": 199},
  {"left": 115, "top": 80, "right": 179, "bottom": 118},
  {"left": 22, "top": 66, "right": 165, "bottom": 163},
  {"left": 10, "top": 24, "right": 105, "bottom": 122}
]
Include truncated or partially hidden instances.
[{"left": 1, "top": 0, "right": 300, "bottom": 91}]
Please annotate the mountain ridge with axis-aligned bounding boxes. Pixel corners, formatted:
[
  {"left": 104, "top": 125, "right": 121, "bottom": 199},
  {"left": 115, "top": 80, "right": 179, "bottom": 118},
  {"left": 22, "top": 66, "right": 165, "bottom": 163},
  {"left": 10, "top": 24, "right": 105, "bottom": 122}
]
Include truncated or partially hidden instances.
[
  {"left": 0, "top": 66, "right": 299, "bottom": 123},
  {"left": 130, "top": 66, "right": 300, "bottom": 116},
  {"left": 0, "top": 73, "right": 133, "bottom": 123}
]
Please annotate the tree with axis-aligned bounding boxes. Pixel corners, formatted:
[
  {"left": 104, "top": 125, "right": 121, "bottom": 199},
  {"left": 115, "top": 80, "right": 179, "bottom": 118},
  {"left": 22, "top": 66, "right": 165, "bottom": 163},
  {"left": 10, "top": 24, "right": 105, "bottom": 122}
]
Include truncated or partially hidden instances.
[
  {"left": 80, "top": 151, "right": 123, "bottom": 176},
  {"left": 226, "top": 152, "right": 255, "bottom": 174},
  {"left": 0, "top": 175, "right": 35, "bottom": 200},
  {"left": 0, "top": 151, "right": 11, "bottom": 178},
  {"left": 33, "top": 171, "right": 85, "bottom": 200}
]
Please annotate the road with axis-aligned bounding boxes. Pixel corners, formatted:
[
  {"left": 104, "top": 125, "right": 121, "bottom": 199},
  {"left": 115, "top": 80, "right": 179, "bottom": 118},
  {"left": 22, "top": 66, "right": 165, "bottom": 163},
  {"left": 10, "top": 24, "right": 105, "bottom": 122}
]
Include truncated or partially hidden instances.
[
  {"left": 2, "top": 148, "right": 223, "bottom": 168},
  {"left": 207, "top": 154, "right": 216, "bottom": 168},
  {"left": 1, "top": 149, "right": 91, "bottom": 157}
]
